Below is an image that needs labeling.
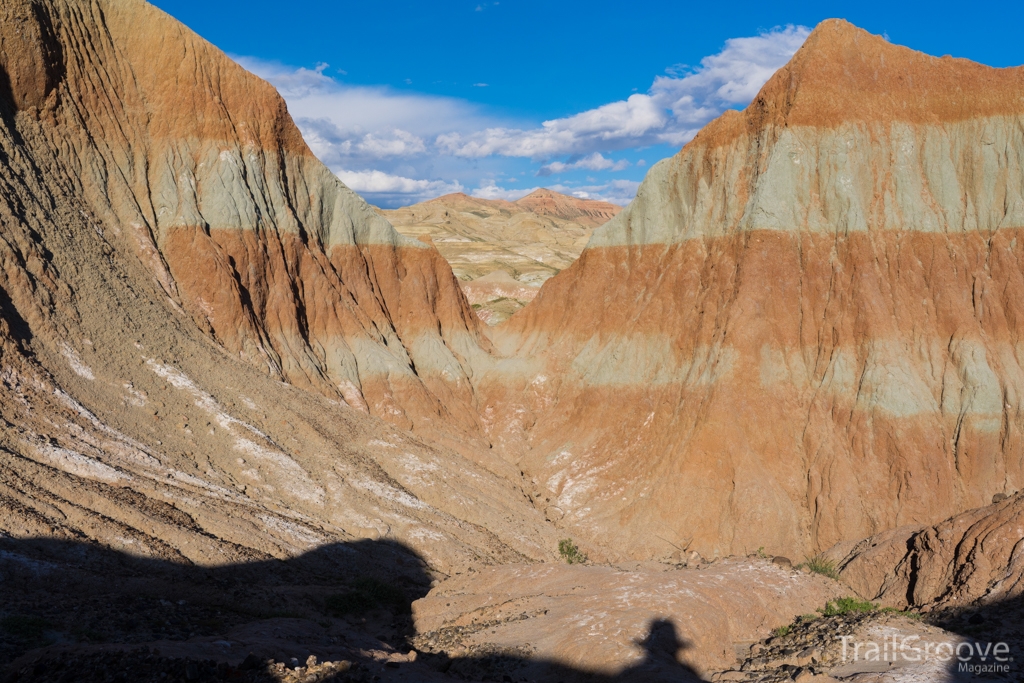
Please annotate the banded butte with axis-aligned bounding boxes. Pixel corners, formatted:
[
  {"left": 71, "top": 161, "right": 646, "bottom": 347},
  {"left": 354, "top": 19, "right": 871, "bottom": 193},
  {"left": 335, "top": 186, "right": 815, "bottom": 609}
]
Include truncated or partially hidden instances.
[
  {"left": 476, "top": 19, "right": 1024, "bottom": 561},
  {"left": 0, "top": 0, "right": 505, "bottom": 461}
]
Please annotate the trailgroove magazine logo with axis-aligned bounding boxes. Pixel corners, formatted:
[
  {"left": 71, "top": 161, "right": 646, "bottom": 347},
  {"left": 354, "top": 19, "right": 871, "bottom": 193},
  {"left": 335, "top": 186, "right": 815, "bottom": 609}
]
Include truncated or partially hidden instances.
[{"left": 838, "top": 634, "right": 1014, "bottom": 675}]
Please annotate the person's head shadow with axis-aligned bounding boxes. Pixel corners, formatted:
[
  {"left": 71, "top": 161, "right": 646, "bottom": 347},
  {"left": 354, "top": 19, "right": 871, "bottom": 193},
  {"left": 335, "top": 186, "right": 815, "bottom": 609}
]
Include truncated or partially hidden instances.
[{"left": 611, "top": 618, "right": 703, "bottom": 682}]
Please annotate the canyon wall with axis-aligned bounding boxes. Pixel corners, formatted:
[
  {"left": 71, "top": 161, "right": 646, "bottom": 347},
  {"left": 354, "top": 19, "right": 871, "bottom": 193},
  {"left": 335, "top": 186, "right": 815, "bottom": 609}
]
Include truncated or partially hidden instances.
[
  {"left": 479, "top": 20, "right": 1024, "bottom": 560},
  {"left": 3, "top": 0, "right": 1023, "bottom": 570},
  {"left": 0, "top": 0, "right": 496, "bottom": 455},
  {"left": 0, "top": 0, "right": 558, "bottom": 574}
]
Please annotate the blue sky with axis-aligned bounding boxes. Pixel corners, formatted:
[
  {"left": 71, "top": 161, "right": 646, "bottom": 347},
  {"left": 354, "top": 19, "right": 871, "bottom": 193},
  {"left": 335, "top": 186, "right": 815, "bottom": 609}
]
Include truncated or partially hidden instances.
[{"left": 150, "top": 0, "right": 1024, "bottom": 207}]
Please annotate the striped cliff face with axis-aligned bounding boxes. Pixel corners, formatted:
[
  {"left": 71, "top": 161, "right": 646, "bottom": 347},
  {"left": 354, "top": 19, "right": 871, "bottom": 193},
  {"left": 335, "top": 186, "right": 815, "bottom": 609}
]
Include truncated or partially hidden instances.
[
  {"left": 476, "top": 20, "right": 1024, "bottom": 560},
  {"left": 0, "top": 0, "right": 560, "bottom": 572},
  {"left": 8, "top": 0, "right": 1023, "bottom": 568},
  {"left": 7, "top": 0, "right": 494, "bottom": 457}
]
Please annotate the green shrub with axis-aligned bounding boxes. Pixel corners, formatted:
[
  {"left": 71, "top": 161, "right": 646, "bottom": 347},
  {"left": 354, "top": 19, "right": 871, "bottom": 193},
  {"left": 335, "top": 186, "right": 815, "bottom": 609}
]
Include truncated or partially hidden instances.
[
  {"left": 325, "top": 577, "right": 409, "bottom": 616},
  {"left": 558, "top": 539, "right": 587, "bottom": 565},
  {"left": 801, "top": 555, "right": 840, "bottom": 580},
  {"left": 820, "top": 597, "right": 877, "bottom": 616},
  {"left": 773, "top": 624, "right": 791, "bottom": 637},
  {"left": 1, "top": 615, "right": 50, "bottom": 640}
]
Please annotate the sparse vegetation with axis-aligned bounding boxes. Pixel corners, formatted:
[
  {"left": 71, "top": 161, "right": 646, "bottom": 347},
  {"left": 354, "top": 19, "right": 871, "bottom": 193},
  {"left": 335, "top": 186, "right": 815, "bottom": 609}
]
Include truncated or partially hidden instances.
[
  {"left": 799, "top": 555, "right": 840, "bottom": 580},
  {"left": 558, "top": 539, "right": 587, "bottom": 565},
  {"left": 757, "top": 546, "right": 769, "bottom": 559},
  {"left": 820, "top": 597, "right": 877, "bottom": 616},
  {"left": 1, "top": 615, "right": 50, "bottom": 641},
  {"left": 772, "top": 624, "right": 791, "bottom": 637},
  {"left": 325, "top": 577, "right": 409, "bottom": 616}
]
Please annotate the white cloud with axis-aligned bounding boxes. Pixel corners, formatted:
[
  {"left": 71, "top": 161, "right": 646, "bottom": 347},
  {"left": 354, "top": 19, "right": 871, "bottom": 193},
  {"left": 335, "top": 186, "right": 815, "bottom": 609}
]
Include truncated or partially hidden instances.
[
  {"left": 233, "top": 25, "right": 809, "bottom": 208},
  {"left": 538, "top": 153, "right": 629, "bottom": 176},
  {"left": 471, "top": 181, "right": 541, "bottom": 202},
  {"left": 236, "top": 55, "right": 502, "bottom": 170},
  {"left": 436, "top": 25, "right": 809, "bottom": 159},
  {"left": 471, "top": 179, "right": 640, "bottom": 206},
  {"left": 336, "top": 170, "right": 463, "bottom": 204}
]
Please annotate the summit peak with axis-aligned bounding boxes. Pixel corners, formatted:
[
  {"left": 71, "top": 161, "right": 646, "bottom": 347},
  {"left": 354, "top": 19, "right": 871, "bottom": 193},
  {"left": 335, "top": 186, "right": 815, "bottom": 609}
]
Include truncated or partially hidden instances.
[{"left": 746, "top": 18, "right": 1024, "bottom": 129}]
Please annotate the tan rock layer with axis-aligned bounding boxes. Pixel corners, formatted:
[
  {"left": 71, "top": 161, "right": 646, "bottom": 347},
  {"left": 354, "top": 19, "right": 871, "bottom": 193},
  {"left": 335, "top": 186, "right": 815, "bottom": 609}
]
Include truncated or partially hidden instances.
[{"left": 413, "top": 560, "right": 846, "bottom": 676}]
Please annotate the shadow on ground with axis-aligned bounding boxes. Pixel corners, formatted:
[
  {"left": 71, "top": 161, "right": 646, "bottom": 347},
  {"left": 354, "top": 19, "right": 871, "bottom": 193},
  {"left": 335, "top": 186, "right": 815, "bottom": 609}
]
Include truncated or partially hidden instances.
[
  {"left": 935, "top": 593, "right": 1024, "bottom": 682},
  {"left": 0, "top": 535, "right": 703, "bottom": 682}
]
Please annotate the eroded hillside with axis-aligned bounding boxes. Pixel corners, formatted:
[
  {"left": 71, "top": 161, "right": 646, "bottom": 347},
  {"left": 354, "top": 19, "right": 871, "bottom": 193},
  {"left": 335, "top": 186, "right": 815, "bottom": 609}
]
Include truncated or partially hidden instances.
[
  {"left": 476, "top": 19, "right": 1024, "bottom": 561},
  {"left": 0, "top": 0, "right": 559, "bottom": 577}
]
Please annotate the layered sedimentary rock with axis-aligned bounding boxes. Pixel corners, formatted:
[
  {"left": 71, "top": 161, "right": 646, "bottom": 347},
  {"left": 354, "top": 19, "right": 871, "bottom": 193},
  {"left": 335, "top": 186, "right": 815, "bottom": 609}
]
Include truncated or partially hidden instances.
[
  {"left": 385, "top": 190, "right": 620, "bottom": 324},
  {"left": 1, "top": 0, "right": 499, "bottom": 456},
  {"left": 0, "top": 0, "right": 561, "bottom": 574},
  {"left": 478, "top": 20, "right": 1024, "bottom": 560},
  {"left": 829, "top": 492, "right": 1024, "bottom": 609}
]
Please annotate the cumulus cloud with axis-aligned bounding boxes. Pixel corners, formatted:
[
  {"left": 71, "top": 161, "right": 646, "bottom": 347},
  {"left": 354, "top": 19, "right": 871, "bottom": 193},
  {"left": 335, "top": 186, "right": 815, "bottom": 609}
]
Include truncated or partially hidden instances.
[
  {"left": 234, "top": 25, "right": 808, "bottom": 208},
  {"left": 436, "top": 25, "right": 809, "bottom": 159},
  {"left": 471, "top": 179, "right": 640, "bottom": 206},
  {"left": 336, "top": 170, "right": 463, "bottom": 204},
  {"left": 471, "top": 181, "right": 541, "bottom": 202},
  {"left": 235, "top": 55, "right": 499, "bottom": 169},
  {"left": 538, "top": 153, "right": 629, "bottom": 176}
]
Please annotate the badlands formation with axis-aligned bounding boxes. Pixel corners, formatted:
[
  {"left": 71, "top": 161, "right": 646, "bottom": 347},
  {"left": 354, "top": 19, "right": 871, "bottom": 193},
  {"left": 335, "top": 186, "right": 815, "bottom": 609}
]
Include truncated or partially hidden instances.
[
  {"left": 385, "top": 190, "right": 620, "bottom": 325},
  {"left": 1, "top": 0, "right": 1023, "bottom": 680},
  {"left": 480, "top": 18, "right": 1024, "bottom": 562}
]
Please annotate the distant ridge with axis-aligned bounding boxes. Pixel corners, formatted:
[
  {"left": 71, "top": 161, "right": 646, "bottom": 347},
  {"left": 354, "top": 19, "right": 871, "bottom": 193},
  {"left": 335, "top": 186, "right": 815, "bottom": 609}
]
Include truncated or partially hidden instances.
[{"left": 386, "top": 189, "right": 621, "bottom": 324}]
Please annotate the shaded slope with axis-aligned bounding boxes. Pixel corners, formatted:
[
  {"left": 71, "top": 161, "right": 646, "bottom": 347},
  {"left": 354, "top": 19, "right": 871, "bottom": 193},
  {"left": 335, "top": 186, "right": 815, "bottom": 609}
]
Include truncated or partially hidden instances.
[{"left": 0, "top": 0, "right": 495, "bottom": 456}]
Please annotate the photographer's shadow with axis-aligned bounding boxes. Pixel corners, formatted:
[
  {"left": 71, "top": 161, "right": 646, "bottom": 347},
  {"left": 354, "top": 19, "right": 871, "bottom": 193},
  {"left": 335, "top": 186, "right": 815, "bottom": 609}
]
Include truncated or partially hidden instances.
[{"left": 613, "top": 619, "right": 703, "bottom": 682}]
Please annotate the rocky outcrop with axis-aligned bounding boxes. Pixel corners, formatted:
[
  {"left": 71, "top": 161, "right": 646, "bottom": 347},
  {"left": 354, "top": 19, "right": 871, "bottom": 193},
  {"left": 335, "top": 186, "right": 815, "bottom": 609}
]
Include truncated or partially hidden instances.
[
  {"left": 828, "top": 492, "right": 1024, "bottom": 610},
  {"left": 477, "top": 20, "right": 1024, "bottom": 561},
  {"left": 514, "top": 188, "right": 621, "bottom": 228},
  {"left": 385, "top": 190, "right": 620, "bottom": 325}
]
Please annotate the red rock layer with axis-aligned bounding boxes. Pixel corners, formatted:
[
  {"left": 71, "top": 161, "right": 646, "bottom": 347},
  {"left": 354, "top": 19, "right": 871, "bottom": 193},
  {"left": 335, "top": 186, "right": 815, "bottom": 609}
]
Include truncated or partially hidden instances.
[
  {"left": 513, "top": 188, "right": 621, "bottom": 228},
  {"left": 478, "top": 21, "right": 1024, "bottom": 560},
  {"left": 700, "top": 18, "right": 1024, "bottom": 153},
  {"left": 0, "top": 0, "right": 496, "bottom": 456}
]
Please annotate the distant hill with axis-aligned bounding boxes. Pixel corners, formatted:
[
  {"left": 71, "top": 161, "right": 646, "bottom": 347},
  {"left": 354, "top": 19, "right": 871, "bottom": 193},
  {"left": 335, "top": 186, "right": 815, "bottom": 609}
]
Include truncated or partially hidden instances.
[{"left": 384, "top": 190, "right": 621, "bottom": 324}]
